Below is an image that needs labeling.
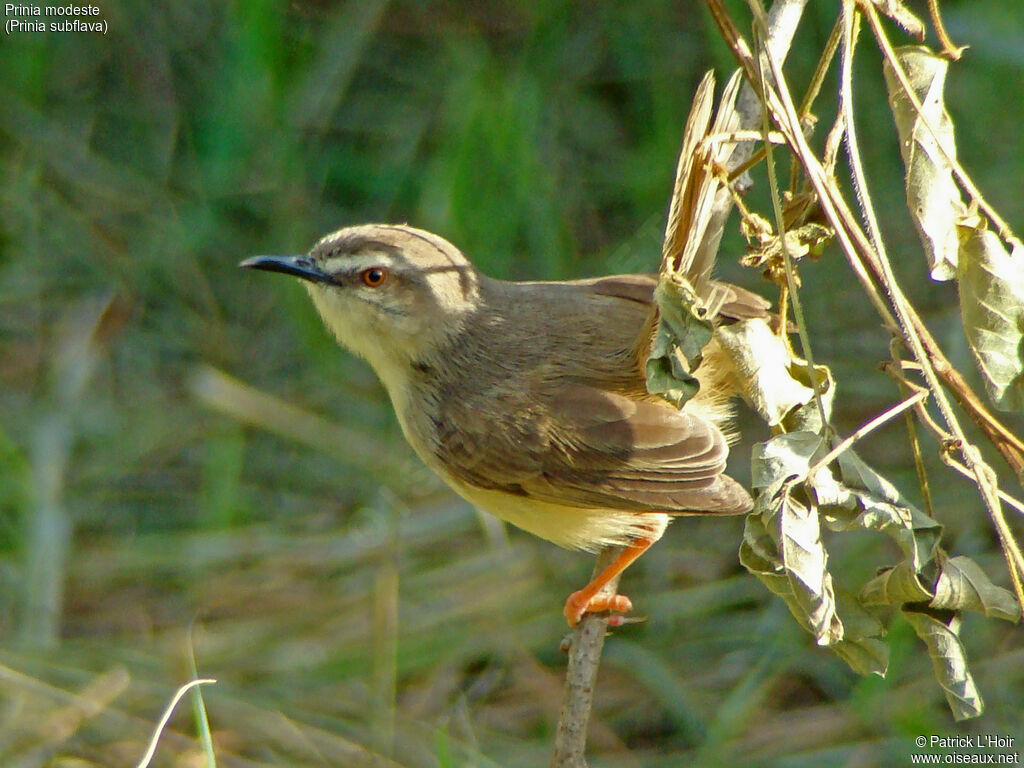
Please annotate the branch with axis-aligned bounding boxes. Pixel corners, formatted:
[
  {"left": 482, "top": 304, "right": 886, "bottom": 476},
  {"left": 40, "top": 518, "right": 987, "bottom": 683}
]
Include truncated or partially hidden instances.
[{"left": 550, "top": 546, "right": 623, "bottom": 768}]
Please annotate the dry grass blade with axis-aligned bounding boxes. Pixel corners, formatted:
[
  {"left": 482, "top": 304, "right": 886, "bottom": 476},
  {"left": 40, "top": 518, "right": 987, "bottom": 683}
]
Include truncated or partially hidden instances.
[
  {"left": 0, "top": 665, "right": 131, "bottom": 763},
  {"left": 661, "top": 72, "right": 715, "bottom": 278},
  {"left": 21, "top": 294, "right": 129, "bottom": 650},
  {"left": 135, "top": 678, "right": 217, "bottom": 768},
  {"left": 661, "top": 71, "right": 744, "bottom": 290}
]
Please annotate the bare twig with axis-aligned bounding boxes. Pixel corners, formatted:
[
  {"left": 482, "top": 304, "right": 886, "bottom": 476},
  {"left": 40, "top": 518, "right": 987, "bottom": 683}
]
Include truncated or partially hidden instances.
[
  {"left": 711, "top": 0, "right": 811, "bottom": 172},
  {"left": 550, "top": 546, "right": 623, "bottom": 768},
  {"left": 926, "top": 0, "right": 968, "bottom": 60},
  {"left": 887, "top": 343, "right": 938, "bottom": 519},
  {"left": 750, "top": 11, "right": 832, "bottom": 433},
  {"left": 807, "top": 389, "right": 929, "bottom": 478},
  {"left": 941, "top": 456, "right": 1024, "bottom": 518}
]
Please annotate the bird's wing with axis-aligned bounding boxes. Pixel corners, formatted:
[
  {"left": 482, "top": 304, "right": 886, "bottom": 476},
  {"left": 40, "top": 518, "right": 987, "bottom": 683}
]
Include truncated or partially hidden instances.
[
  {"left": 435, "top": 384, "right": 752, "bottom": 516},
  {"left": 571, "top": 273, "right": 771, "bottom": 322}
]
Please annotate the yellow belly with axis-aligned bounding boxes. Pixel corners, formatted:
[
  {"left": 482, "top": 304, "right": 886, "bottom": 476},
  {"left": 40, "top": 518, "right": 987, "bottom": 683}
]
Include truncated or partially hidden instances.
[{"left": 441, "top": 475, "right": 670, "bottom": 552}]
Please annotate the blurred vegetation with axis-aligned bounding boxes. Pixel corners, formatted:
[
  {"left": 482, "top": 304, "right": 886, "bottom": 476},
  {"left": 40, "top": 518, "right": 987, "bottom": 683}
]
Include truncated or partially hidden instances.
[{"left": 1, "top": 1, "right": 1022, "bottom": 766}]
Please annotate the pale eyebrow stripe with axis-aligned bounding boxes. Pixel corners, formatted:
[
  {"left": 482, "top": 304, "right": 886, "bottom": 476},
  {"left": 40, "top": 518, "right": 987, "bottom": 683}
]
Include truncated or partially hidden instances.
[{"left": 322, "top": 252, "right": 398, "bottom": 274}]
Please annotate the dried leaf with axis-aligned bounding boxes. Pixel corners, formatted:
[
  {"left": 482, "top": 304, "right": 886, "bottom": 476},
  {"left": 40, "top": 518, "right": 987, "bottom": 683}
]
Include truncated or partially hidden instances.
[
  {"left": 831, "top": 639, "right": 889, "bottom": 678},
  {"left": 956, "top": 223, "right": 1024, "bottom": 412},
  {"left": 901, "top": 608, "right": 983, "bottom": 721},
  {"left": 781, "top": 358, "right": 834, "bottom": 434},
  {"left": 883, "top": 46, "right": 964, "bottom": 281},
  {"left": 741, "top": 222, "right": 833, "bottom": 269},
  {"left": 860, "top": 561, "right": 934, "bottom": 606},
  {"left": 645, "top": 276, "right": 712, "bottom": 408},
  {"left": 744, "top": 434, "right": 847, "bottom": 647},
  {"left": 716, "top": 319, "right": 818, "bottom": 427},
  {"left": 870, "top": 0, "right": 925, "bottom": 39},
  {"left": 743, "top": 387, "right": 1013, "bottom": 717},
  {"left": 739, "top": 476, "right": 841, "bottom": 646},
  {"left": 645, "top": 350, "right": 700, "bottom": 410},
  {"left": 749, "top": 430, "right": 824, "bottom": 494},
  {"left": 860, "top": 551, "right": 1020, "bottom": 620},
  {"left": 931, "top": 556, "right": 1021, "bottom": 621},
  {"left": 831, "top": 589, "right": 889, "bottom": 677},
  {"left": 816, "top": 450, "right": 943, "bottom": 574},
  {"left": 742, "top": 464, "right": 890, "bottom": 675}
]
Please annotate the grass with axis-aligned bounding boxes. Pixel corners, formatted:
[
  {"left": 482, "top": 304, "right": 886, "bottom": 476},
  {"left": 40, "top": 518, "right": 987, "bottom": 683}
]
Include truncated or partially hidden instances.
[{"left": 1, "top": 0, "right": 1023, "bottom": 766}]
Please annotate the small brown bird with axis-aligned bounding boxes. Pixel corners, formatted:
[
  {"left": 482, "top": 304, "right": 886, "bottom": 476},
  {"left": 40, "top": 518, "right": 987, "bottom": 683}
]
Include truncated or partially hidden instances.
[{"left": 242, "top": 224, "right": 765, "bottom": 625}]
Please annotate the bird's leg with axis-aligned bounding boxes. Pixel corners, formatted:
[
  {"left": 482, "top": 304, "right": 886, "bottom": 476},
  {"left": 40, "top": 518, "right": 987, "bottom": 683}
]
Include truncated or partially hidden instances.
[{"left": 563, "top": 534, "right": 658, "bottom": 627}]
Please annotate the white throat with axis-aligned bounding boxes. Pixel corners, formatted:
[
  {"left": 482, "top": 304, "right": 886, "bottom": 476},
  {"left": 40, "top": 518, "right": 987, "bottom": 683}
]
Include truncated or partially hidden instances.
[{"left": 304, "top": 283, "right": 416, "bottom": 399}]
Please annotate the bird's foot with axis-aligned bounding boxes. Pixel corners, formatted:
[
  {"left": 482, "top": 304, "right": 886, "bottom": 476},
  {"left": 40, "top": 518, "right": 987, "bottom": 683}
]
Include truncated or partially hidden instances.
[{"left": 563, "top": 590, "right": 633, "bottom": 627}]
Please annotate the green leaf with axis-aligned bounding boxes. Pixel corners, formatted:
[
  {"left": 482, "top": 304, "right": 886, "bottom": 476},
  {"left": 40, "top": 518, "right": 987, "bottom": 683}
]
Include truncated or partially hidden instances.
[
  {"left": 901, "top": 608, "right": 983, "bottom": 721},
  {"left": 956, "top": 222, "right": 1024, "bottom": 412}
]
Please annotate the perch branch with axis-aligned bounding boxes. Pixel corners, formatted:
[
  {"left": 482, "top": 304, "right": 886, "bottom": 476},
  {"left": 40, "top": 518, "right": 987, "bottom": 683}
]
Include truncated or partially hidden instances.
[{"left": 550, "top": 546, "right": 624, "bottom": 768}]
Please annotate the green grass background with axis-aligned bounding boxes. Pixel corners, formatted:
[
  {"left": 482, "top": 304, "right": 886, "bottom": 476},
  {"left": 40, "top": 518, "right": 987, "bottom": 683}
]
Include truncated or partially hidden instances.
[{"left": 1, "top": 1, "right": 1022, "bottom": 766}]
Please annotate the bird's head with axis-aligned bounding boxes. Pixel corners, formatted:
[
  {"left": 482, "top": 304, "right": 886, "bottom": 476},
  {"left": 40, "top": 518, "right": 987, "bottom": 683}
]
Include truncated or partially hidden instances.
[{"left": 242, "top": 224, "right": 482, "bottom": 376}]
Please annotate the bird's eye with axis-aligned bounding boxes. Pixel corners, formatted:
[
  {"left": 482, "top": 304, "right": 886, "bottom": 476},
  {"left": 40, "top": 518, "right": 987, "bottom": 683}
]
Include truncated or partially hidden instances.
[{"left": 360, "top": 267, "right": 388, "bottom": 287}]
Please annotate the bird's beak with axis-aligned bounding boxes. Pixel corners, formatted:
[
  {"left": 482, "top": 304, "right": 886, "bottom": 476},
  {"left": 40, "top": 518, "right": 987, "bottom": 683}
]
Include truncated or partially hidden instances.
[{"left": 239, "top": 255, "right": 333, "bottom": 286}]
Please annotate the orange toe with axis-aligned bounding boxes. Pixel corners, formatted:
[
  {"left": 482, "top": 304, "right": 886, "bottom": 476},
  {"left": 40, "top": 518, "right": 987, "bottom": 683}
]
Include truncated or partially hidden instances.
[{"left": 563, "top": 590, "right": 634, "bottom": 627}]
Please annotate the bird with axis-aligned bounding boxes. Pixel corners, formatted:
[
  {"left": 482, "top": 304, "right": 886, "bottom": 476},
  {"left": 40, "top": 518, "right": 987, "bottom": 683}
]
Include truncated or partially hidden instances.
[{"left": 241, "top": 223, "right": 767, "bottom": 625}]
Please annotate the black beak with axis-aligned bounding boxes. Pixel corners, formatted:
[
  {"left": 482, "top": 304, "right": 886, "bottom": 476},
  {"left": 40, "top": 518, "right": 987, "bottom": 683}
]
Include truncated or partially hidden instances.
[{"left": 239, "top": 255, "right": 334, "bottom": 286}]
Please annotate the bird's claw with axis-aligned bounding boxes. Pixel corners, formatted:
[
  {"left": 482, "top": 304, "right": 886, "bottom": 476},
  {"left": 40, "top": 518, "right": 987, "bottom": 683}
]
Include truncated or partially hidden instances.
[{"left": 563, "top": 590, "right": 634, "bottom": 627}]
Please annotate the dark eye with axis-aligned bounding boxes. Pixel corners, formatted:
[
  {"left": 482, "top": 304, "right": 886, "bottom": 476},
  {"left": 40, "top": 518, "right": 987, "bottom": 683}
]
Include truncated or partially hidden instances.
[{"left": 360, "top": 267, "right": 388, "bottom": 287}]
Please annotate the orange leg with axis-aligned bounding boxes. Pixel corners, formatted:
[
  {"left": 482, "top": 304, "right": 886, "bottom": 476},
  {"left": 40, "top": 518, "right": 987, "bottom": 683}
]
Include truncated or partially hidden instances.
[{"left": 563, "top": 535, "right": 657, "bottom": 627}]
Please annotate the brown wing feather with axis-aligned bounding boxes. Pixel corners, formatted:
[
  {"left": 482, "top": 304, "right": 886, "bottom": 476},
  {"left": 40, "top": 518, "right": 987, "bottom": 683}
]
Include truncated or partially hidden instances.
[
  {"left": 575, "top": 274, "right": 770, "bottom": 321},
  {"left": 428, "top": 275, "right": 763, "bottom": 518},
  {"left": 435, "top": 384, "right": 752, "bottom": 516}
]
